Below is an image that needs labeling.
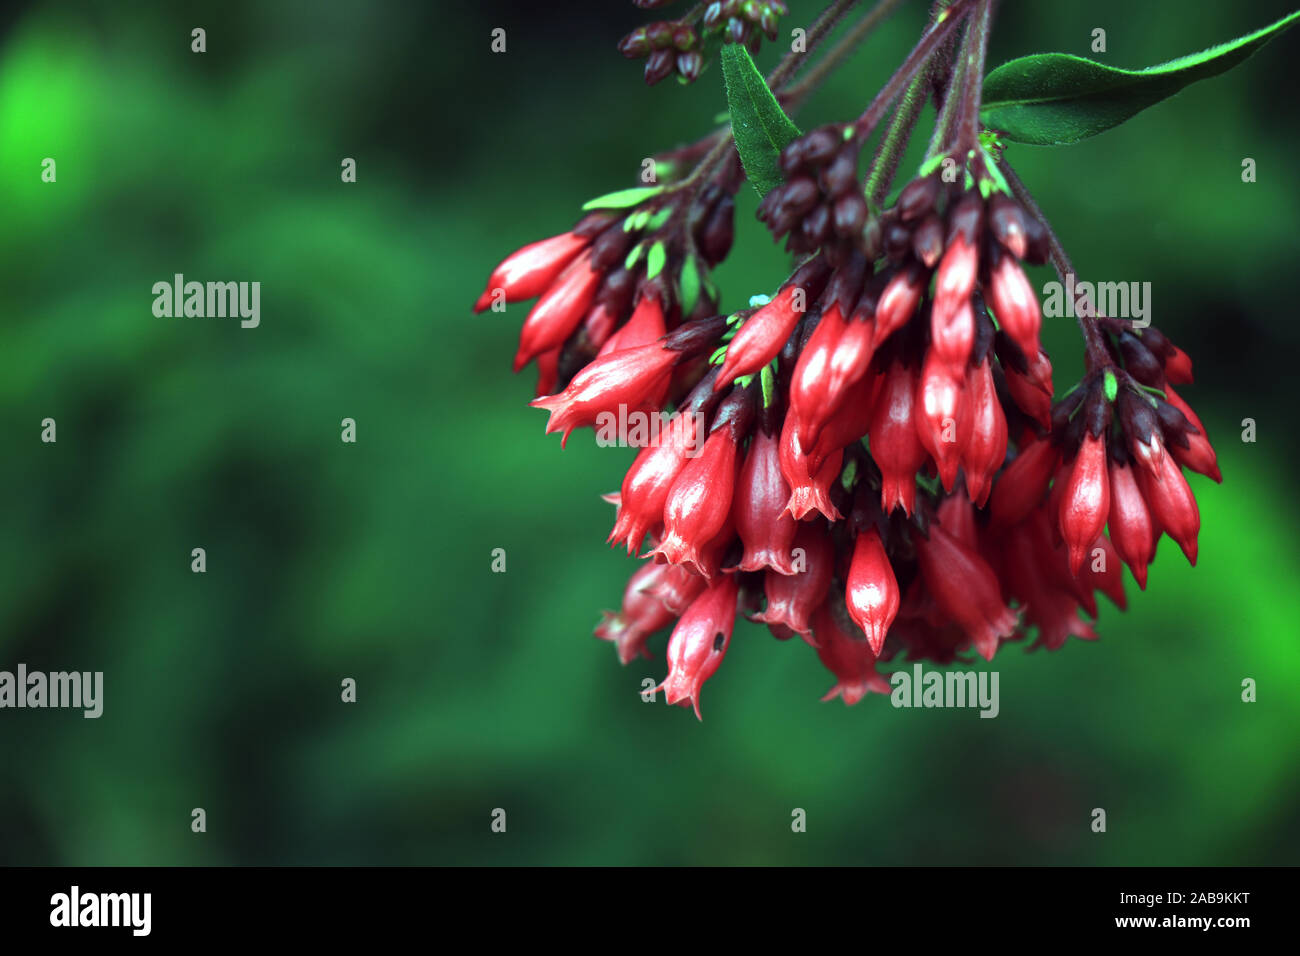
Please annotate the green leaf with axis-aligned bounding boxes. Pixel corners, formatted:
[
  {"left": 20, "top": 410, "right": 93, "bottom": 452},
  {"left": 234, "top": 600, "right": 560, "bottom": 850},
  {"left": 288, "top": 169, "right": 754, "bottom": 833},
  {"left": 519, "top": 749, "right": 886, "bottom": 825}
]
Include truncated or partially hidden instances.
[
  {"left": 679, "top": 256, "right": 701, "bottom": 315},
  {"left": 720, "top": 44, "right": 802, "bottom": 196},
  {"left": 980, "top": 10, "right": 1300, "bottom": 146},
  {"left": 646, "top": 241, "right": 667, "bottom": 281},
  {"left": 760, "top": 363, "right": 775, "bottom": 409},
  {"left": 581, "top": 186, "right": 663, "bottom": 211},
  {"left": 1103, "top": 369, "right": 1119, "bottom": 403}
]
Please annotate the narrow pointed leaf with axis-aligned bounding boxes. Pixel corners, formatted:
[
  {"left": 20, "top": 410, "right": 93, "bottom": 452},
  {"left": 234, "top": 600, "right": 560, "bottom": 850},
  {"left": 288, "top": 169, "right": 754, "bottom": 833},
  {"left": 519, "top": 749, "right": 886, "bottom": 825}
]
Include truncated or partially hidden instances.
[
  {"left": 720, "top": 44, "right": 801, "bottom": 196},
  {"left": 582, "top": 186, "right": 663, "bottom": 211}
]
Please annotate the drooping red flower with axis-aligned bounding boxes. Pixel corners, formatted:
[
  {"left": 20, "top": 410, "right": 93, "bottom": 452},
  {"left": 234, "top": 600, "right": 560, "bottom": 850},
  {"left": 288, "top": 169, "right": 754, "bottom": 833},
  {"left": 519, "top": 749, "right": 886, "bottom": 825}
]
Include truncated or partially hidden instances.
[
  {"left": 474, "top": 230, "right": 589, "bottom": 314},
  {"left": 845, "top": 527, "right": 900, "bottom": 655},
  {"left": 655, "top": 574, "right": 740, "bottom": 720}
]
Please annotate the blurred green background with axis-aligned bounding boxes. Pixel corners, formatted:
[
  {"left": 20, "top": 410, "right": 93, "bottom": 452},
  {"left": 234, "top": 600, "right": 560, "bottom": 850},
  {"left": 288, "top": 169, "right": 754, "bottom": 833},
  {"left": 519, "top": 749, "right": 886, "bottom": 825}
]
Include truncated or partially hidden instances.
[{"left": 1, "top": 0, "right": 1297, "bottom": 865}]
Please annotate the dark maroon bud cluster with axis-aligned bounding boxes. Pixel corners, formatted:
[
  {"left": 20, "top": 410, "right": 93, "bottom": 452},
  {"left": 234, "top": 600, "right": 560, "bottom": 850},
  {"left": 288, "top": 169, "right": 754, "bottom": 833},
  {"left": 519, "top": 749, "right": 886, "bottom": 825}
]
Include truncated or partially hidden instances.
[
  {"left": 701, "top": 0, "right": 788, "bottom": 50},
  {"left": 618, "top": 0, "right": 789, "bottom": 86},
  {"left": 878, "top": 176, "right": 1048, "bottom": 270},
  {"left": 759, "top": 125, "right": 867, "bottom": 262},
  {"left": 618, "top": 18, "right": 703, "bottom": 86}
]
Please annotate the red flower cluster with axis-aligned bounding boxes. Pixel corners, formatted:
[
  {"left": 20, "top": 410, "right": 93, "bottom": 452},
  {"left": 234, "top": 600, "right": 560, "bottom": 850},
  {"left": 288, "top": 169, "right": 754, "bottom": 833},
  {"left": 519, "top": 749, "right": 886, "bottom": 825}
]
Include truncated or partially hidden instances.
[
  {"left": 478, "top": 0, "right": 1223, "bottom": 718},
  {"left": 476, "top": 168, "right": 1218, "bottom": 718}
]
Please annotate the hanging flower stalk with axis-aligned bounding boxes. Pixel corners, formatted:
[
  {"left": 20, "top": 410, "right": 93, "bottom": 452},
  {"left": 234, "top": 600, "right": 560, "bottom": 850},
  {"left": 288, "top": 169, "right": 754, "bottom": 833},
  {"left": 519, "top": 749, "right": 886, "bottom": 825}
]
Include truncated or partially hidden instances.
[{"left": 475, "top": 0, "right": 1296, "bottom": 718}]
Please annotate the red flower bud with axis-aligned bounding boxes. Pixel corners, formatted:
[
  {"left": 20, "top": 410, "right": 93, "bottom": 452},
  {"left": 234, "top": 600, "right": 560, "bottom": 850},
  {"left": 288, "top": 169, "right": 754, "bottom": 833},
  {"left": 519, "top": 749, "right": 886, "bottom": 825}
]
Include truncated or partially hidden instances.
[
  {"left": 653, "top": 427, "right": 740, "bottom": 574},
  {"left": 534, "top": 346, "right": 561, "bottom": 398},
  {"left": 608, "top": 410, "right": 702, "bottom": 554},
  {"left": 597, "top": 294, "right": 667, "bottom": 358},
  {"left": 989, "top": 436, "right": 1058, "bottom": 528},
  {"left": 715, "top": 259, "right": 830, "bottom": 387},
  {"left": 933, "top": 232, "right": 979, "bottom": 313},
  {"left": 789, "top": 302, "right": 847, "bottom": 447},
  {"left": 752, "top": 522, "right": 834, "bottom": 637},
  {"left": 1136, "top": 451, "right": 1200, "bottom": 565},
  {"left": 596, "top": 562, "right": 676, "bottom": 664},
  {"left": 986, "top": 256, "right": 1042, "bottom": 359},
  {"left": 845, "top": 527, "right": 900, "bottom": 654},
  {"left": 915, "top": 524, "right": 1019, "bottom": 661},
  {"left": 1164, "top": 344, "right": 1194, "bottom": 385},
  {"left": 812, "top": 600, "right": 891, "bottom": 705},
  {"left": 641, "top": 562, "right": 707, "bottom": 615},
  {"left": 1164, "top": 385, "right": 1221, "bottom": 483},
  {"left": 869, "top": 361, "right": 926, "bottom": 515},
  {"left": 1107, "top": 458, "right": 1155, "bottom": 589},
  {"left": 873, "top": 268, "right": 923, "bottom": 345},
  {"left": 962, "top": 359, "right": 1009, "bottom": 507},
  {"left": 1058, "top": 433, "right": 1111, "bottom": 575},
  {"left": 930, "top": 297, "right": 975, "bottom": 375},
  {"left": 530, "top": 341, "right": 677, "bottom": 445},
  {"left": 915, "top": 353, "right": 972, "bottom": 492},
  {"left": 1003, "top": 347, "right": 1054, "bottom": 431},
  {"left": 513, "top": 252, "right": 604, "bottom": 371},
  {"left": 733, "top": 427, "right": 799, "bottom": 574},
  {"left": 474, "top": 231, "right": 588, "bottom": 313},
  {"left": 1082, "top": 533, "right": 1127, "bottom": 611},
  {"left": 806, "top": 370, "right": 877, "bottom": 475},
  {"left": 655, "top": 574, "right": 740, "bottom": 719}
]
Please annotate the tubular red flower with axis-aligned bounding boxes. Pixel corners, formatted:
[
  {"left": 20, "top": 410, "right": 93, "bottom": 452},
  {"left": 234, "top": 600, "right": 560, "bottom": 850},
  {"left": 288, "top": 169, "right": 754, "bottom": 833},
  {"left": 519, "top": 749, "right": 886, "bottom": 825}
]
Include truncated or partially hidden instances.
[
  {"left": 869, "top": 360, "right": 926, "bottom": 515},
  {"left": 474, "top": 230, "right": 589, "bottom": 313},
  {"left": 596, "top": 561, "right": 676, "bottom": 664},
  {"left": 608, "top": 410, "right": 701, "bottom": 555},
  {"left": 1001, "top": 518, "right": 1098, "bottom": 650},
  {"left": 1136, "top": 451, "right": 1200, "bottom": 565},
  {"left": 715, "top": 258, "right": 831, "bottom": 388},
  {"left": 641, "top": 562, "right": 708, "bottom": 615},
  {"left": 1164, "top": 385, "right": 1221, "bottom": 483},
  {"left": 1164, "top": 344, "right": 1194, "bottom": 385},
  {"left": 933, "top": 232, "right": 979, "bottom": 315},
  {"left": 1082, "top": 534, "right": 1127, "bottom": 611},
  {"left": 1003, "top": 347, "right": 1054, "bottom": 431},
  {"left": 930, "top": 297, "right": 975, "bottom": 375},
  {"left": 652, "top": 427, "right": 740, "bottom": 574},
  {"left": 655, "top": 574, "right": 740, "bottom": 720},
  {"left": 530, "top": 341, "right": 678, "bottom": 446},
  {"left": 915, "top": 353, "right": 972, "bottom": 493},
  {"left": 986, "top": 255, "right": 1042, "bottom": 359},
  {"left": 597, "top": 294, "right": 667, "bottom": 357},
  {"left": 915, "top": 524, "right": 1018, "bottom": 661},
  {"left": 1058, "top": 432, "right": 1111, "bottom": 575},
  {"left": 789, "top": 302, "right": 847, "bottom": 446},
  {"left": 962, "top": 359, "right": 1009, "bottom": 507},
  {"left": 873, "top": 268, "right": 923, "bottom": 345},
  {"left": 989, "top": 436, "right": 1058, "bottom": 528},
  {"left": 752, "top": 521, "right": 834, "bottom": 637},
  {"left": 786, "top": 447, "right": 843, "bottom": 521},
  {"left": 534, "top": 347, "right": 561, "bottom": 398},
  {"left": 812, "top": 601, "right": 891, "bottom": 705},
  {"left": 845, "top": 527, "right": 900, "bottom": 655},
  {"left": 512, "top": 251, "right": 603, "bottom": 371},
  {"left": 1106, "top": 458, "right": 1156, "bottom": 589},
  {"left": 733, "top": 427, "right": 799, "bottom": 574}
]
